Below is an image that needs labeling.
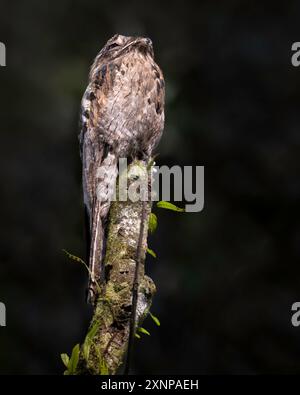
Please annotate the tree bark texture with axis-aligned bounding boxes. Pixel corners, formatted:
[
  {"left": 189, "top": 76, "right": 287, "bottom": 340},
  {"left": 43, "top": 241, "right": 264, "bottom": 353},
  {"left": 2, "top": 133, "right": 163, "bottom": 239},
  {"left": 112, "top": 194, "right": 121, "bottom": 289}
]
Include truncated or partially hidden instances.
[{"left": 76, "top": 160, "right": 156, "bottom": 375}]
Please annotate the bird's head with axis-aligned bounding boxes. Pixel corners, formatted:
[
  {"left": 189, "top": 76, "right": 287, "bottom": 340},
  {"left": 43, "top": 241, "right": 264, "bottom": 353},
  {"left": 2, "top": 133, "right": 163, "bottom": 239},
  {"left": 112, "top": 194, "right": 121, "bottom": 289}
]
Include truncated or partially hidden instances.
[{"left": 98, "top": 34, "right": 154, "bottom": 61}]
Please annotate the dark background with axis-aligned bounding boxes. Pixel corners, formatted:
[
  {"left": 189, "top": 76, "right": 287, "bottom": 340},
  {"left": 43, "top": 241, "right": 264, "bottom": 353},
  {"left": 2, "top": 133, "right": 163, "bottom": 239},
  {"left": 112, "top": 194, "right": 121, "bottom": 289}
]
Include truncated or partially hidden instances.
[{"left": 0, "top": 0, "right": 300, "bottom": 374}]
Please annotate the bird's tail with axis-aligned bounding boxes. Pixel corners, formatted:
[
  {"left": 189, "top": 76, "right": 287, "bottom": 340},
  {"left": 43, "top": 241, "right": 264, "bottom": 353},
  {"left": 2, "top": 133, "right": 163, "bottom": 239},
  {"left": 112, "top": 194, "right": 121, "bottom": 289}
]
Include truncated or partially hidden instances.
[{"left": 87, "top": 152, "right": 118, "bottom": 304}]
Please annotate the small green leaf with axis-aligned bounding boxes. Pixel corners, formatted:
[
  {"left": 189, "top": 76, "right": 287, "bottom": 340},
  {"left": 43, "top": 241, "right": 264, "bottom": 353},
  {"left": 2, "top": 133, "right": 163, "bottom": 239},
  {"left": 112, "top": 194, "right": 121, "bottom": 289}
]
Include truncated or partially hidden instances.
[
  {"left": 147, "top": 155, "right": 159, "bottom": 170},
  {"left": 83, "top": 344, "right": 90, "bottom": 362},
  {"left": 157, "top": 201, "right": 185, "bottom": 212},
  {"left": 68, "top": 344, "right": 80, "bottom": 374},
  {"left": 86, "top": 321, "right": 99, "bottom": 342},
  {"left": 61, "top": 353, "right": 69, "bottom": 368},
  {"left": 62, "top": 249, "right": 86, "bottom": 265},
  {"left": 135, "top": 333, "right": 141, "bottom": 339},
  {"left": 149, "top": 312, "right": 161, "bottom": 327},
  {"left": 138, "top": 327, "right": 151, "bottom": 336},
  {"left": 83, "top": 321, "right": 99, "bottom": 361},
  {"left": 100, "top": 360, "right": 109, "bottom": 375},
  {"left": 147, "top": 248, "right": 157, "bottom": 258},
  {"left": 148, "top": 213, "right": 158, "bottom": 234},
  {"left": 63, "top": 249, "right": 101, "bottom": 293}
]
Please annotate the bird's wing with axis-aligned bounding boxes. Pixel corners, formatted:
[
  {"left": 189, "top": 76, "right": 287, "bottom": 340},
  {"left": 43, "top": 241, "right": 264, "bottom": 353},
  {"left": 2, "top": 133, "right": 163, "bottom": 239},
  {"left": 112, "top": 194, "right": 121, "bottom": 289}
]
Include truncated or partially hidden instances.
[
  {"left": 79, "top": 64, "right": 118, "bottom": 304},
  {"left": 79, "top": 82, "right": 104, "bottom": 220}
]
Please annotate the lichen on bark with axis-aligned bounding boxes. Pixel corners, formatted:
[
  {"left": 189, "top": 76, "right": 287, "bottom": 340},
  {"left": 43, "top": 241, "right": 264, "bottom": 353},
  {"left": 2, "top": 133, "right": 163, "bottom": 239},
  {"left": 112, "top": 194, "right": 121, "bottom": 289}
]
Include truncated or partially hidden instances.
[{"left": 76, "top": 160, "right": 156, "bottom": 375}]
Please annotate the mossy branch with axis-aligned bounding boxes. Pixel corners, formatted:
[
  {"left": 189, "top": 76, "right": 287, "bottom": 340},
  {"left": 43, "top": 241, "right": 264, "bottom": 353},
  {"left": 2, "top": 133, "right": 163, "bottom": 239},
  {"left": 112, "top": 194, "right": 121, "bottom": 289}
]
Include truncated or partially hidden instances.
[{"left": 75, "top": 160, "right": 156, "bottom": 375}]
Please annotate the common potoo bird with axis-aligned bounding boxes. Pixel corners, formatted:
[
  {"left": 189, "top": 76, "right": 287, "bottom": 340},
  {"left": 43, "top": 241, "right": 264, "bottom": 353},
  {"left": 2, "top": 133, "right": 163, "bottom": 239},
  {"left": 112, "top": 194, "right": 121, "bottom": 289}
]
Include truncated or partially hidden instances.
[{"left": 79, "top": 34, "right": 165, "bottom": 304}]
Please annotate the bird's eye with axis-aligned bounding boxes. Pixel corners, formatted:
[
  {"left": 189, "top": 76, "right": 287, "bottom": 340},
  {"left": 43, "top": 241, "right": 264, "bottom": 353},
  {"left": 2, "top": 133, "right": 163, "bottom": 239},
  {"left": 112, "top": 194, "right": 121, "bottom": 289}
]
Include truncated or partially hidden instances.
[{"left": 107, "top": 43, "right": 119, "bottom": 51}]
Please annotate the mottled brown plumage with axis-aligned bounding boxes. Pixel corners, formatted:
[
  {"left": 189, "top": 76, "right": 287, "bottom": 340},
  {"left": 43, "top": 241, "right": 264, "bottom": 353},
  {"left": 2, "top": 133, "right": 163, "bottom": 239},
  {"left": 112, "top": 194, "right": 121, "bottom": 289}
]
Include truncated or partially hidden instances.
[{"left": 79, "top": 34, "right": 165, "bottom": 304}]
